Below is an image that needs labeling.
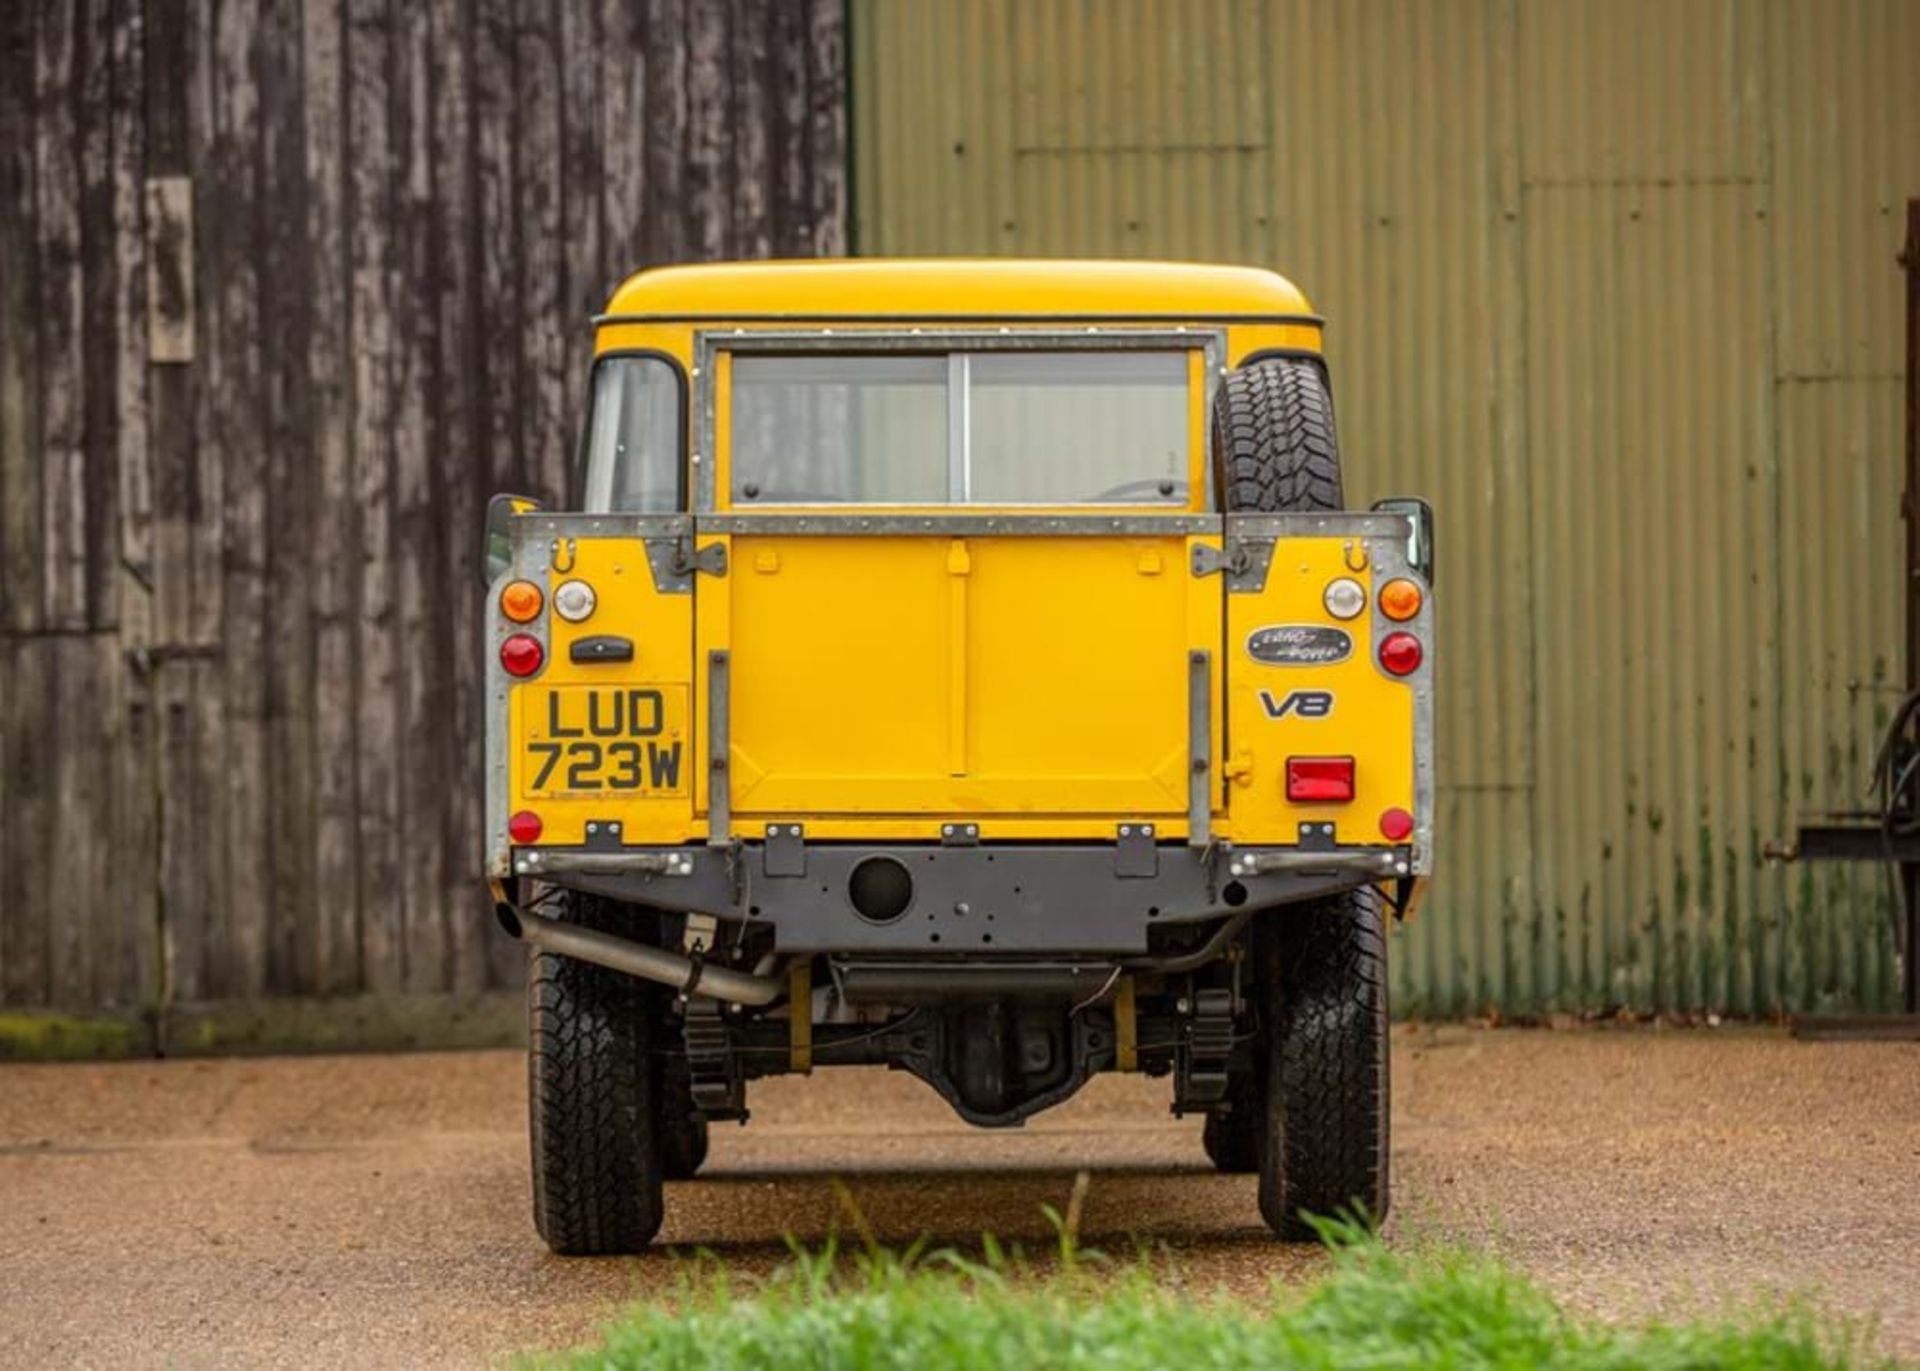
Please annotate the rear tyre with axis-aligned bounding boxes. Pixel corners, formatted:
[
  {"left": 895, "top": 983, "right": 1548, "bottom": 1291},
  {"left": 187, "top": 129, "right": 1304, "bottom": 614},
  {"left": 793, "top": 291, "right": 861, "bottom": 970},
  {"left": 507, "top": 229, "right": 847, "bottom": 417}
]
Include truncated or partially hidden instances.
[
  {"left": 1205, "top": 358, "right": 1338, "bottom": 1176},
  {"left": 527, "top": 892, "right": 665, "bottom": 1254},
  {"left": 1210, "top": 357, "right": 1343, "bottom": 512},
  {"left": 1256, "top": 886, "right": 1390, "bottom": 1241}
]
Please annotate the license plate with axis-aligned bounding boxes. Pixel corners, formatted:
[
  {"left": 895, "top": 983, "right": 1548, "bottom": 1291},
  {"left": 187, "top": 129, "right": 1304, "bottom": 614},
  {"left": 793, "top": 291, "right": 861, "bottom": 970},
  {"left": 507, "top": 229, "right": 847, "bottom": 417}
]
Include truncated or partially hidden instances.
[{"left": 520, "top": 686, "right": 689, "bottom": 795}]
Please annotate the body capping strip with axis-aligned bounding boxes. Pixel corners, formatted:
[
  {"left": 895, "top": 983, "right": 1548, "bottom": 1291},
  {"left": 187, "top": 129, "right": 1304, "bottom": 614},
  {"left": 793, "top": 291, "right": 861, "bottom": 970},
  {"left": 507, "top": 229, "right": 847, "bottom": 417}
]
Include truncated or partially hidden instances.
[{"left": 594, "top": 311, "right": 1327, "bottom": 328}]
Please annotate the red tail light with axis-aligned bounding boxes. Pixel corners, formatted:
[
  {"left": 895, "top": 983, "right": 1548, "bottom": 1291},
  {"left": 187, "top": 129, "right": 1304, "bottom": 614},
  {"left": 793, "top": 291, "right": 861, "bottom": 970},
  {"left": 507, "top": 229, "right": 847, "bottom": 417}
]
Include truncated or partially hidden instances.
[
  {"left": 1380, "top": 807, "right": 1414, "bottom": 841},
  {"left": 1379, "top": 631, "right": 1422, "bottom": 676},
  {"left": 508, "top": 810, "right": 543, "bottom": 844},
  {"left": 1287, "top": 756, "right": 1355, "bottom": 802},
  {"left": 500, "top": 633, "right": 544, "bottom": 677}
]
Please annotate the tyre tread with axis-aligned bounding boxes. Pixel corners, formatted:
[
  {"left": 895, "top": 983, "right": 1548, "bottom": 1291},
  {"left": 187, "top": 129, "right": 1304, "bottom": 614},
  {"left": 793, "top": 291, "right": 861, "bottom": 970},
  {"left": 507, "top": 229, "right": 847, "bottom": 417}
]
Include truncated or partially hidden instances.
[
  {"left": 527, "top": 893, "right": 665, "bottom": 1255},
  {"left": 1210, "top": 358, "right": 1344, "bottom": 513},
  {"left": 1257, "top": 887, "right": 1391, "bottom": 1240}
]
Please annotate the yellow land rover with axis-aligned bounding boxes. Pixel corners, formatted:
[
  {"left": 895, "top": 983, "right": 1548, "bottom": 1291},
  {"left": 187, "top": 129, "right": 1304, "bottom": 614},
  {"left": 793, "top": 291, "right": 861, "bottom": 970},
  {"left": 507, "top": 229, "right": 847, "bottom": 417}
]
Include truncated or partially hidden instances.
[{"left": 482, "top": 260, "right": 1433, "bottom": 1254}]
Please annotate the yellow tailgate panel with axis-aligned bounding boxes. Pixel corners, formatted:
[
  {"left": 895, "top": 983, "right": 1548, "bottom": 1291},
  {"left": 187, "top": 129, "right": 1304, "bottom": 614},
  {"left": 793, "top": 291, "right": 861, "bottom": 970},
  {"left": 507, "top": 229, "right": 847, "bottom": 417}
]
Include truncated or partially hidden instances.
[
  {"left": 720, "top": 533, "right": 1212, "bottom": 816},
  {"left": 1224, "top": 537, "right": 1416, "bottom": 846}
]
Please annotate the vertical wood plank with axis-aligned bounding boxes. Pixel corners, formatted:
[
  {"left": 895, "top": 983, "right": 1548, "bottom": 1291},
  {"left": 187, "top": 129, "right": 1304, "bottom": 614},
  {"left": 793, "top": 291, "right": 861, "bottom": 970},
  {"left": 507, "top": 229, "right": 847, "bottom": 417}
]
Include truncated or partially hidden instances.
[
  {"left": 147, "top": 0, "right": 206, "bottom": 1004},
  {"left": 518, "top": 0, "right": 568, "bottom": 504},
  {"left": 142, "top": 177, "right": 194, "bottom": 363},
  {"left": 181, "top": 0, "right": 231, "bottom": 1003},
  {"left": 431, "top": 0, "right": 494, "bottom": 993},
  {"left": 79, "top": 0, "right": 119, "bottom": 635},
  {"left": 393, "top": 0, "right": 449, "bottom": 991},
  {"left": 768, "top": 0, "right": 811, "bottom": 256},
  {"left": 475, "top": 0, "right": 520, "bottom": 498},
  {"left": 806, "top": 0, "right": 846, "bottom": 256},
  {"left": 182, "top": 0, "right": 223, "bottom": 657},
  {"left": 158, "top": 656, "right": 217, "bottom": 1003},
  {"left": 684, "top": 0, "right": 729, "bottom": 260},
  {"left": 728, "top": 0, "right": 771, "bottom": 260},
  {"left": 599, "top": 0, "right": 646, "bottom": 272},
  {"left": 259, "top": 0, "right": 317, "bottom": 993},
  {"left": 558, "top": 0, "right": 602, "bottom": 398},
  {"left": 50, "top": 635, "right": 116, "bottom": 1007},
  {"left": 0, "top": 2, "right": 26, "bottom": 1004},
  {"left": 0, "top": 2, "right": 42, "bottom": 640},
  {"left": 347, "top": 0, "right": 402, "bottom": 994},
  {"left": 36, "top": 0, "right": 87, "bottom": 631},
  {"left": 475, "top": 0, "right": 521, "bottom": 989},
  {"left": 110, "top": 0, "right": 158, "bottom": 1009},
  {"left": 42, "top": 0, "right": 115, "bottom": 1008},
  {"left": 302, "top": 0, "right": 359, "bottom": 994},
  {"left": 207, "top": 0, "right": 268, "bottom": 999},
  {"left": 0, "top": 641, "right": 53, "bottom": 1007},
  {"left": 642, "top": 0, "right": 688, "bottom": 264}
]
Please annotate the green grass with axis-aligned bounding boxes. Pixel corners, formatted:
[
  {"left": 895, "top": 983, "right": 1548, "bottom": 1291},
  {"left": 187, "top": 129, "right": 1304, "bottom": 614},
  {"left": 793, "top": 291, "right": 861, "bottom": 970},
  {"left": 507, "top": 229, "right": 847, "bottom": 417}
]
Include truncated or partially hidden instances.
[{"left": 535, "top": 1211, "right": 1881, "bottom": 1371}]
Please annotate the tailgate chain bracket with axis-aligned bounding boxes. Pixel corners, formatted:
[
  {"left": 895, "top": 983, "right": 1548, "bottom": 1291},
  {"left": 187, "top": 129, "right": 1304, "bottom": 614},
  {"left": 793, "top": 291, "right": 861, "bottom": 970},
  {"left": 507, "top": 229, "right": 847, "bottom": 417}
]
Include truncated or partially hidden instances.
[
  {"left": 1114, "top": 822, "right": 1158, "bottom": 878},
  {"left": 763, "top": 823, "right": 806, "bottom": 877}
]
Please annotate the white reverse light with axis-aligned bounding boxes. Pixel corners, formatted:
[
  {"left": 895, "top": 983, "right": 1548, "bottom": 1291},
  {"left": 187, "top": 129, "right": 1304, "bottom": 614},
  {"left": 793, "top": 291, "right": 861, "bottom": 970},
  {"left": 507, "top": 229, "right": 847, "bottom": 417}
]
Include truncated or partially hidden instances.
[
  {"left": 553, "top": 579, "right": 597, "bottom": 623},
  {"left": 1323, "top": 576, "right": 1366, "bottom": 620}
]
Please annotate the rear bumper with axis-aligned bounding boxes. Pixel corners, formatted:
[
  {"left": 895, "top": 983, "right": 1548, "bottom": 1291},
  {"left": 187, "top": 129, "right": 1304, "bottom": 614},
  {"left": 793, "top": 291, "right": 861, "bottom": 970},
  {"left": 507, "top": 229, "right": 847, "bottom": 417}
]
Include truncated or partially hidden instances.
[{"left": 510, "top": 840, "right": 1410, "bottom": 955}]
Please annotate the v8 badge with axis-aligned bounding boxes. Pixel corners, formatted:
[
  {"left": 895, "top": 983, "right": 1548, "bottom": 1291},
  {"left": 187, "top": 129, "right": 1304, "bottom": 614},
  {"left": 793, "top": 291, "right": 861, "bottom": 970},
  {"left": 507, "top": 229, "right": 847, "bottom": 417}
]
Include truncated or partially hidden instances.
[{"left": 1260, "top": 689, "right": 1334, "bottom": 720}]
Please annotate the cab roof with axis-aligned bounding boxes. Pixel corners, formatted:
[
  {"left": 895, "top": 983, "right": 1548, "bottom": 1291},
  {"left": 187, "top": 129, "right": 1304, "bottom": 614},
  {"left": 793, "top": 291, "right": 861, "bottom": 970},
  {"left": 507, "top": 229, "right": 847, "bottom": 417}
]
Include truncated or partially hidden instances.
[{"left": 598, "top": 259, "right": 1317, "bottom": 322}]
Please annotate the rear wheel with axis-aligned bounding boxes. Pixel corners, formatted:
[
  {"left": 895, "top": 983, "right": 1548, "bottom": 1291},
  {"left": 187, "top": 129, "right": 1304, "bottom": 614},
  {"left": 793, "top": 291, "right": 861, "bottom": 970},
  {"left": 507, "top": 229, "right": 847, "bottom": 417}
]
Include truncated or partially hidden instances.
[
  {"left": 527, "top": 892, "right": 666, "bottom": 1254},
  {"left": 1256, "top": 887, "right": 1391, "bottom": 1240},
  {"left": 1210, "top": 356, "right": 1343, "bottom": 512},
  {"left": 1208, "top": 355, "right": 1349, "bottom": 1185}
]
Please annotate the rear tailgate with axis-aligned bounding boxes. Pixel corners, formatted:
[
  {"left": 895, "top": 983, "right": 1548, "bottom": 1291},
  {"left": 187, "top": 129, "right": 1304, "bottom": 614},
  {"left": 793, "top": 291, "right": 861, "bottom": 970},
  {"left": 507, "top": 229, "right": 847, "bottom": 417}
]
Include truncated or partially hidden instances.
[{"left": 694, "top": 515, "right": 1221, "bottom": 828}]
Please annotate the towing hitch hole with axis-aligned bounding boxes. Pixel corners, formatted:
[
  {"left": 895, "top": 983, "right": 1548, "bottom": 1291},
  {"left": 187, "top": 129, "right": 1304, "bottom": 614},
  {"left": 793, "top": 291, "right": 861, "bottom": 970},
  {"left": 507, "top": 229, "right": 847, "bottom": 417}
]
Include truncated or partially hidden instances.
[{"left": 849, "top": 855, "right": 914, "bottom": 923}]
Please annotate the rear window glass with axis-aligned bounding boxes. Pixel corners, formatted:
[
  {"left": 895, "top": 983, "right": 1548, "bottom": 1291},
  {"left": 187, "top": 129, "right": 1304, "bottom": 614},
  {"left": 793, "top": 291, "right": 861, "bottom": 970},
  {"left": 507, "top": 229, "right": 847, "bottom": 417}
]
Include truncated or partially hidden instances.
[
  {"left": 581, "top": 356, "right": 682, "bottom": 512},
  {"left": 727, "top": 350, "right": 1191, "bottom": 505}
]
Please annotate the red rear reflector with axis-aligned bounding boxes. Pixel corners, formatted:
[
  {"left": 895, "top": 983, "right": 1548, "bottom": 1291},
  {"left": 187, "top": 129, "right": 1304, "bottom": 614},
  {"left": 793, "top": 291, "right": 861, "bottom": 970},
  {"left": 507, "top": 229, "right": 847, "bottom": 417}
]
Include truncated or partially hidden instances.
[
  {"left": 1379, "top": 631, "right": 1423, "bottom": 676},
  {"left": 508, "top": 810, "right": 543, "bottom": 844},
  {"left": 1287, "top": 756, "right": 1355, "bottom": 802},
  {"left": 1380, "top": 807, "right": 1414, "bottom": 841},
  {"left": 500, "top": 632, "right": 544, "bottom": 677}
]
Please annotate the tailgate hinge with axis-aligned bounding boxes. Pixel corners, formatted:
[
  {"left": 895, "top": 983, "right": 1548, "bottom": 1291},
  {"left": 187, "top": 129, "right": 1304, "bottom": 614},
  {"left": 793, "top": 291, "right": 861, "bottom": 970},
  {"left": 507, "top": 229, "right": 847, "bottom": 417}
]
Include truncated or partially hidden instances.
[
  {"left": 672, "top": 536, "right": 728, "bottom": 578},
  {"left": 1189, "top": 541, "right": 1245, "bottom": 579}
]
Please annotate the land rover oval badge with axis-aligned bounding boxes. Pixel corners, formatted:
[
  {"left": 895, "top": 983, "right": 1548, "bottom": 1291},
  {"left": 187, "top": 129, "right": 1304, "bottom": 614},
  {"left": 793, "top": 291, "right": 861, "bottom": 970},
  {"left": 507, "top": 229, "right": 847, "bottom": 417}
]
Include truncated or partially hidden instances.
[{"left": 1246, "top": 624, "right": 1353, "bottom": 666}]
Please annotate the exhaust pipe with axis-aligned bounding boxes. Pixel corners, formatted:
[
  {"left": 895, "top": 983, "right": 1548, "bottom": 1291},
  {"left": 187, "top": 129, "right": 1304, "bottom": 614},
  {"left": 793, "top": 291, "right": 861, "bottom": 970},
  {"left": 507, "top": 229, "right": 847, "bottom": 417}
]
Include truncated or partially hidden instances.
[{"left": 494, "top": 900, "right": 782, "bottom": 1007}]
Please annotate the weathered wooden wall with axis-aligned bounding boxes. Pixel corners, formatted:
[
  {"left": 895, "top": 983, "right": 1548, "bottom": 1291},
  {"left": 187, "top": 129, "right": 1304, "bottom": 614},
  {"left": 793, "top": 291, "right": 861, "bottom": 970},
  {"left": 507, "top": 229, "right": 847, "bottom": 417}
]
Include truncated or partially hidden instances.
[{"left": 0, "top": 0, "right": 845, "bottom": 1042}]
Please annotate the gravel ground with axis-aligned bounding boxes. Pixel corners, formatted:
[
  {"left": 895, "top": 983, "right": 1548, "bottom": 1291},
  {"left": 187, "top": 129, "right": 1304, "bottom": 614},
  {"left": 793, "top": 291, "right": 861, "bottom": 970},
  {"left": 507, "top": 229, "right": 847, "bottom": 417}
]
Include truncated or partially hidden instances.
[{"left": 0, "top": 1026, "right": 1914, "bottom": 1368}]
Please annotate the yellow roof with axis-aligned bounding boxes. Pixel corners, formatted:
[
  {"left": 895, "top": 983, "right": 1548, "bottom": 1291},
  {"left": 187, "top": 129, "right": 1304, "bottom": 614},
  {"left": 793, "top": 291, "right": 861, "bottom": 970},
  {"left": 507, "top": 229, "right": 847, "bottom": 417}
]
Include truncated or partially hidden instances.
[{"left": 599, "top": 259, "right": 1316, "bottom": 321}]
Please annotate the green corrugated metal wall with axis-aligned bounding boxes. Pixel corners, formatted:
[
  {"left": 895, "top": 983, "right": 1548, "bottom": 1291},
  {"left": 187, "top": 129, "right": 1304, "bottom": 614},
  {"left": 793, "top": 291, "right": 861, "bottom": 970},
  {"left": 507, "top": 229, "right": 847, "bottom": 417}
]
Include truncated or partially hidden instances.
[{"left": 851, "top": 0, "right": 1920, "bottom": 1014}]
